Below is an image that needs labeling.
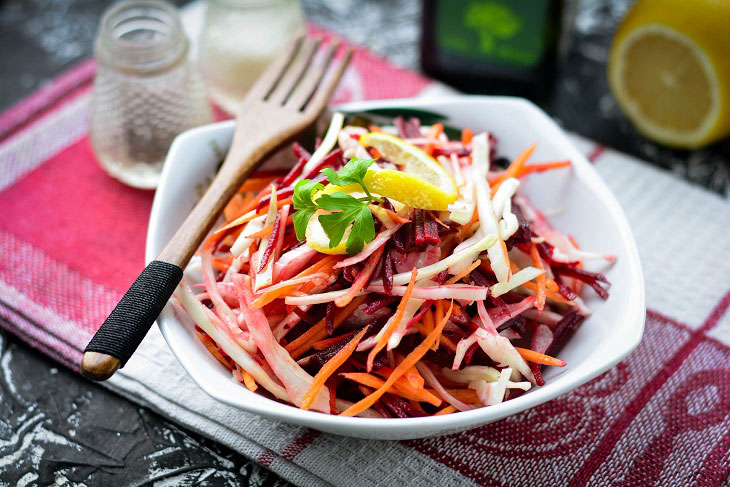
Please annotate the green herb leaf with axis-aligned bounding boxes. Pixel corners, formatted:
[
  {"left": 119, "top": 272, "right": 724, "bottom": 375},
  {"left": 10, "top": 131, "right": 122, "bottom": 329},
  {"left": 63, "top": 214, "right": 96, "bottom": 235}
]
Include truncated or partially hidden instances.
[
  {"left": 318, "top": 207, "right": 362, "bottom": 250},
  {"left": 346, "top": 205, "right": 376, "bottom": 255},
  {"left": 292, "top": 179, "right": 324, "bottom": 239},
  {"left": 292, "top": 209, "right": 316, "bottom": 240},
  {"left": 316, "top": 192, "right": 364, "bottom": 212},
  {"left": 321, "top": 157, "right": 375, "bottom": 195}
]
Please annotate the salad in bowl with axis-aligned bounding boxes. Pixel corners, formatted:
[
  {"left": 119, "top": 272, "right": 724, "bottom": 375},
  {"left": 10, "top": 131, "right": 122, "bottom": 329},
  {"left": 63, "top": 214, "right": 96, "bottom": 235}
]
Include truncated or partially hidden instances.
[{"left": 148, "top": 96, "right": 643, "bottom": 439}]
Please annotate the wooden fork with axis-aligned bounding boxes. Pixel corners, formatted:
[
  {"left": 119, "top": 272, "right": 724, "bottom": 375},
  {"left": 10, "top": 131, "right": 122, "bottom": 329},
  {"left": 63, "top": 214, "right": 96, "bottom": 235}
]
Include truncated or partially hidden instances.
[{"left": 81, "top": 37, "right": 353, "bottom": 381}]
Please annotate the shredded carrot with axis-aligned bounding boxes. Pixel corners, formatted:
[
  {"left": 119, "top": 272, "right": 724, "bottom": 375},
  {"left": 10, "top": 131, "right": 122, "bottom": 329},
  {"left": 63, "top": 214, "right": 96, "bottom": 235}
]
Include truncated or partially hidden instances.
[
  {"left": 435, "top": 405, "right": 457, "bottom": 416},
  {"left": 238, "top": 176, "right": 279, "bottom": 194},
  {"left": 461, "top": 128, "right": 473, "bottom": 146},
  {"left": 301, "top": 328, "right": 368, "bottom": 410},
  {"left": 241, "top": 369, "right": 258, "bottom": 392},
  {"left": 457, "top": 209, "right": 480, "bottom": 241},
  {"left": 342, "top": 372, "right": 442, "bottom": 407},
  {"left": 367, "top": 125, "right": 382, "bottom": 133},
  {"left": 367, "top": 268, "right": 418, "bottom": 371},
  {"left": 312, "top": 333, "right": 351, "bottom": 351},
  {"left": 195, "top": 330, "right": 232, "bottom": 371},
  {"left": 568, "top": 235, "right": 585, "bottom": 294},
  {"left": 214, "top": 186, "right": 274, "bottom": 234},
  {"left": 370, "top": 148, "right": 382, "bottom": 160},
  {"left": 211, "top": 259, "right": 231, "bottom": 273},
  {"left": 256, "top": 197, "right": 293, "bottom": 215},
  {"left": 224, "top": 194, "right": 247, "bottom": 221},
  {"left": 546, "top": 279, "right": 560, "bottom": 293},
  {"left": 445, "top": 259, "right": 481, "bottom": 285},
  {"left": 341, "top": 301, "right": 452, "bottom": 417},
  {"left": 252, "top": 255, "right": 339, "bottom": 308},
  {"left": 428, "top": 123, "right": 444, "bottom": 139},
  {"left": 404, "top": 364, "right": 425, "bottom": 389},
  {"left": 247, "top": 224, "right": 274, "bottom": 240},
  {"left": 515, "top": 347, "right": 566, "bottom": 367},
  {"left": 435, "top": 388, "right": 478, "bottom": 403},
  {"left": 515, "top": 160, "right": 571, "bottom": 178},
  {"left": 491, "top": 144, "right": 537, "bottom": 195},
  {"left": 335, "top": 245, "right": 385, "bottom": 308},
  {"left": 424, "top": 123, "right": 444, "bottom": 156},
  {"left": 521, "top": 281, "right": 572, "bottom": 304},
  {"left": 286, "top": 295, "right": 367, "bottom": 358},
  {"left": 529, "top": 243, "right": 547, "bottom": 314}
]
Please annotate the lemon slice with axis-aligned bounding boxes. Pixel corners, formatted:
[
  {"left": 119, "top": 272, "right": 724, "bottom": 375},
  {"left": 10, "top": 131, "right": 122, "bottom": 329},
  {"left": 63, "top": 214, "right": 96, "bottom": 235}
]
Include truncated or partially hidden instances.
[
  {"left": 608, "top": 0, "right": 730, "bottom": 148},
  {"left": 305, "top": 209, "right": 348, "bottom": 255},
  {"left": 359, "top": 132, "right": 458, "bottom": 211}
]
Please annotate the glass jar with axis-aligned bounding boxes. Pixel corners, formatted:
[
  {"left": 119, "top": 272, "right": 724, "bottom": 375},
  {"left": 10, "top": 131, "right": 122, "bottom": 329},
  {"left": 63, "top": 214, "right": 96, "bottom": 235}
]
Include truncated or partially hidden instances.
[
  {"left": 90, "top": 0, "right": 212, "bottom": 189},
  {"left": 199, "top": 0, "right": 306, "bottom": 115}
]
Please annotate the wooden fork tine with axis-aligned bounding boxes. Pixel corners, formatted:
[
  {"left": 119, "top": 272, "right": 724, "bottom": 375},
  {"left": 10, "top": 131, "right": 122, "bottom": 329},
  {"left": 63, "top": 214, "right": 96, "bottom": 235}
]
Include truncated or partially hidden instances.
[
  {"left": 285, "top": 41, "right": 339, "bottom": 111},
  {"left": 268, "top": 37, "right": 322, "bottom": 105},
  {"left": 243, "top": 35, "right": 304, "bottom": 103},
  {"left": 304, "top": 47, "right": 354, "bottom": 114}
]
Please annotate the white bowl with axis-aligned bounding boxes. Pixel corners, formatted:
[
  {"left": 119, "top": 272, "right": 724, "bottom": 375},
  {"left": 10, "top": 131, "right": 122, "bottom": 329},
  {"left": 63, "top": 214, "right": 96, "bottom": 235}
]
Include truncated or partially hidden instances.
[{"left": 147, "top": 96, "right": 645, "bottom": 440}]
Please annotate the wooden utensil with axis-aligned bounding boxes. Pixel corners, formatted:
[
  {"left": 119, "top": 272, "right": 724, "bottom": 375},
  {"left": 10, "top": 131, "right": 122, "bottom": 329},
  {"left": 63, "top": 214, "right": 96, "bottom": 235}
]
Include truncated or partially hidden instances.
[{"left": 81, "top": 37, "right": 353, "bottom": 381}]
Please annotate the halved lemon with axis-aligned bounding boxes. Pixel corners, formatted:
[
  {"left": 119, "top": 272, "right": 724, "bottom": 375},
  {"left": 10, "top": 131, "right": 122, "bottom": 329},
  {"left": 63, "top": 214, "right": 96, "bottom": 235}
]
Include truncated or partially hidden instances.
[
  {"left": 359, "top": 132, "right": 458, "bottom": 211},
  {"left": 305, "top": 209, "right": 349, "bottom": 255},
  {"left": 608, "top": 0, "right": 730, "bottom": 148}
]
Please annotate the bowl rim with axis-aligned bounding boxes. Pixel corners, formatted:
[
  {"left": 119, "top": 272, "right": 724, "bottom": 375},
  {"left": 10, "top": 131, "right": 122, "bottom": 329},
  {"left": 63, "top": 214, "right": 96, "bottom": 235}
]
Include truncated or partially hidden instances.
[{"left": 146, "top": 95, "right": 645, "bottom": 437}]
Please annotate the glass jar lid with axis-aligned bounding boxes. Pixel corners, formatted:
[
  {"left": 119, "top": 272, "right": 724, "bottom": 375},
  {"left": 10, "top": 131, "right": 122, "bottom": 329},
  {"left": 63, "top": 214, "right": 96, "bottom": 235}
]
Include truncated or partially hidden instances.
[{"left": 95, "top": 0, "right": 188, "bottom": 75}]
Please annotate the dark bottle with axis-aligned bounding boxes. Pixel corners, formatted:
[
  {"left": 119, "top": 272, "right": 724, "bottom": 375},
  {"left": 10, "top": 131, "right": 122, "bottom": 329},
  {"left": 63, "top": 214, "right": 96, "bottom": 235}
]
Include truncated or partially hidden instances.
[{"left": 420, "top": 0, "right": 564, "bottom": 102}]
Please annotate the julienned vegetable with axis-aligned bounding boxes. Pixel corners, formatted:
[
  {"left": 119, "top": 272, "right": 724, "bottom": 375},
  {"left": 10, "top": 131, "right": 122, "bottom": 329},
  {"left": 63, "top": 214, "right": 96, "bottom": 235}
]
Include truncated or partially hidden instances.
[{"left": 173, "top": 113, "right": 615, "bottom": 418}]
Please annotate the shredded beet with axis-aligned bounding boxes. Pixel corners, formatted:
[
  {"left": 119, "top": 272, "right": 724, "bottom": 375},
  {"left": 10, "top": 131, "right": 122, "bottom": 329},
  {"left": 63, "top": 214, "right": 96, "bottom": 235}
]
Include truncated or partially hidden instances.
[
  {"left": 497, "top": 315, "right": 526, "bottom": 333},
  {"left": 257, "top": 187, "right": 294, "bottom": 211},
  {"left": 545, "top": 312, "right": 584, "bottom": 357},
  {"left": 434, "top": 269, "right": 449, "bottom": 284},
  {"left": 530, "top": 362, "right": 545, "bottom": 387},
  {"left": 381, "top": 394, "right": 426, "bottom": 417},
  {"left": 301, "top": 148, "right": 344, "bottom": 180},
  {"left": 405, "top": 302, "right": 432, "bottom": 330},
  {"left": 423, "top": 212, "right": 441, "bottom": 245},
  {"left": 463, "top": 342, "right": 479, "bottom": 366},
  {"left": 292, "top": 307, "right": 317, "bottom": 325},
  {"left": 257, "top": 208, "right": 282, "bottom": 272},
  {"left": 292, "top": 141, "right": 311, "bottom": 160},
  {"left": 325, "top": 302, "right": 336, "bottom": 336},
  {"left": 505, "top": 205, "right": 532, "bottom": 250},
  {"left": 553, "top": 274, "right": 578, "bottom": 301},
  {"left": 383, "top": 248, "right": 394, "bottom": 295},
  {"left": 392, "top": 224, "right": 407, "bottom": 253},
  {"left": 414, "top": 210, "right": 426, "bottom": 247},
  {"left": 394, "top": 116, "right": 421, "bottom": 139},
  {"left": 372, "top": 401, "right": 392, "bottom": 418},
  {"left": 362, "top": 295, "right": 397, "bottom": 315},
  {"left": 553, "top": 265, "right": 610, "bottom": 299},
  {"left": 280, "top": 157, "right": 307, "bottom": 188},
  {"left": 432, "top": 147, "right": 470, "bottom": 157}
]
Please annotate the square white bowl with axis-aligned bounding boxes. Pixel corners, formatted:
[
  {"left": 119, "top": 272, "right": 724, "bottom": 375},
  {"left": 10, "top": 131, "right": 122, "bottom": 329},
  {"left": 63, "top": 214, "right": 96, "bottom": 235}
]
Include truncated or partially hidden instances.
[{"left": 146, "top": 96, "right": 645, "bottom": 440}]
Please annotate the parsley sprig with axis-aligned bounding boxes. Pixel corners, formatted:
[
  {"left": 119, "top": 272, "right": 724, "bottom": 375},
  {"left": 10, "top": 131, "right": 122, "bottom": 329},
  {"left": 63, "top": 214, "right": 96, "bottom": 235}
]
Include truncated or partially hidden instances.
[{"left": 293, "top": 158, "right": 380, "bottom": 255}]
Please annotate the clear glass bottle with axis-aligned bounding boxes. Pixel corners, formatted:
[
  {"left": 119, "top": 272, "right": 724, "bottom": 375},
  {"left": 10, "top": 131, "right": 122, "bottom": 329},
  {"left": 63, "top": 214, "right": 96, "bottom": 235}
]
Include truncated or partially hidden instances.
[
  {"left": 199, "top": 0, "right": 305, "bottom": 115},
  {"left": 90, "top": 0, "right": 212, "bottom": 189}
]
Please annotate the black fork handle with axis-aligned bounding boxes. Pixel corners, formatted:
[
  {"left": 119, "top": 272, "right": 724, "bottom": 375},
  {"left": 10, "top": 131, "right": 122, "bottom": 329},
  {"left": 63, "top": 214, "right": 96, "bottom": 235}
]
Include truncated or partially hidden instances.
[{"left": 81, "top": 260, "right": 183, "bottom": 380}]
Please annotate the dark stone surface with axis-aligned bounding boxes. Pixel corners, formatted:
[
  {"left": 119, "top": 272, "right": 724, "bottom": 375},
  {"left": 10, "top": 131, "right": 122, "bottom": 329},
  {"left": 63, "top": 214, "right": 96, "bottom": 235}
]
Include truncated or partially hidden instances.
[
  {"left": 0, "top": 331, "right": 291, "bottom": 486},
  {"left": 0, "top": 0, "right": 727, "bottom": 485}
]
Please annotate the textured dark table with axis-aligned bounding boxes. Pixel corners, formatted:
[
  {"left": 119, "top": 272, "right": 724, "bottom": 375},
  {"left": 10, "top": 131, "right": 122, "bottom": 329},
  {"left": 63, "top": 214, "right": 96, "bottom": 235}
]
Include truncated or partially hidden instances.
[{"left": 1, "top": 0, "right": 728, "bottom": 485}]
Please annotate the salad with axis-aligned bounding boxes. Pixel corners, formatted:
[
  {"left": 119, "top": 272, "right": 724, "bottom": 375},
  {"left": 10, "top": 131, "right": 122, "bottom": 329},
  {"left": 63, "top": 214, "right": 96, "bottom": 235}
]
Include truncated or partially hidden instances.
[{"left": 173, "top": 113, "right": 615, "bottom": 418}]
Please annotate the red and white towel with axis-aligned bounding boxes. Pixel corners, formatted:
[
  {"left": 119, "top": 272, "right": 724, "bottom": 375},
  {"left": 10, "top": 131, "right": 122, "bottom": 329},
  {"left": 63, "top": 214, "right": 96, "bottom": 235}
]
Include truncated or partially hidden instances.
[{"left": 1, "top": 14, "right": 729, "bottom": 487}]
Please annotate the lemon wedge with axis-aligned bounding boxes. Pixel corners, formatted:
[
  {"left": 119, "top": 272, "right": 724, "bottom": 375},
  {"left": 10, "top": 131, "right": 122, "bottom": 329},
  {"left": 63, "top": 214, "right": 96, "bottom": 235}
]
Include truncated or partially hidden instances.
[
  {"left": 359, "top": 132, "right": 458, "bottom": 211},
  {"left": 608, "top": 0, "right": 730, "bottom": 148},
  {"left": 305, "top": 209, "right": 349, "bottom": 255}
]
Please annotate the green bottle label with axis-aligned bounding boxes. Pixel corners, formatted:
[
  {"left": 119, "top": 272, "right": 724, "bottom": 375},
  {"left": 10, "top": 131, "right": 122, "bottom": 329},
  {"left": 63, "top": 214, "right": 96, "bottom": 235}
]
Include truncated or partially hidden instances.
[{"left": 435, "top": 0, "right": 551, "bottom": 69}]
